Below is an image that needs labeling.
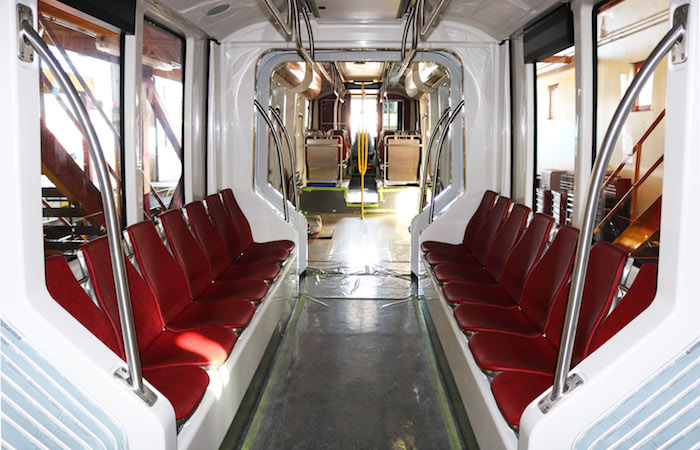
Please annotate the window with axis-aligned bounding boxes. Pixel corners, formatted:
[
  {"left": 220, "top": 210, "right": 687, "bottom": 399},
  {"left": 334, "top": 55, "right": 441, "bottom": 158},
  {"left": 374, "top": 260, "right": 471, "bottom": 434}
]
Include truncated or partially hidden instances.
[
  {"left": 382, "top": 100, "right": 400, "bottom": 131},
  {"left": 38, "top": 2, "right": 123, "bottom": 256},
  {"left": 595, "top": 0, "right": 668, "bottom": 259},
  {"left": 535, "top": 48, "right": 576, "bottom": 225},
  {"left": 141, "top": 20, "right": 185, "bottom": 217}
]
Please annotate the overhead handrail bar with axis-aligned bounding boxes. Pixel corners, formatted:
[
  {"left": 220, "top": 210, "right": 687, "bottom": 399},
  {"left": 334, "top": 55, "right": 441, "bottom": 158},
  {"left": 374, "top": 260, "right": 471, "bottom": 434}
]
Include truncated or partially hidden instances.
[
  {"left": 254, "top": 100, "right": 290, "bottom": 222},
  {"left": 262, "top": 0, "right": 294, "bottom": 36},
  {"left": 395, "top": 4, "right": 419, "bottom": 81},
  {"left": 20, "top": 18, "right": 150, "bottom": 401},
  {"left": 419, "top": 0, "right": 450, "bottom": 36},
  {"left": 549, "top": 16, "right": 686, "bottom": 404},
  {"left": 419, "top": 106, "right": 451, "bottom": 210},
  {"left": 428, "top": 100, "right": 464, "bottom": 223},
  {"left": 269, "top": 107, "right": 300, "bottom": 208},
  {"left": 601, "top": 109, "right": 666, "bottom": 191}
]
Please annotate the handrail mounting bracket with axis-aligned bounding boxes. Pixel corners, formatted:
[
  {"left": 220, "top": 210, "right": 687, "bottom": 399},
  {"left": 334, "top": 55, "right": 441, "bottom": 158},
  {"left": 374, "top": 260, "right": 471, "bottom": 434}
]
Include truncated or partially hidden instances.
[
  {"left": 114, "top": 367, "right": 158, "bottom": 407},
  {"left": 538, "top": 373, "right": 583, "bottom": 414},
  {"left": 17, "top": 4, "right": 34, "bottom": 62},
  {"left": 671, "top": 4, "right": 689, "bottom": 65}
]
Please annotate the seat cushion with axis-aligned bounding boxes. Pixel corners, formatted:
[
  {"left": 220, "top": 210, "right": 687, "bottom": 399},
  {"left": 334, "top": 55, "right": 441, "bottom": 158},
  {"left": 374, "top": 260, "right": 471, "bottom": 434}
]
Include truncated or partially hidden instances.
[
  {"left": 144, "top": 366, "right": 209, "bottom": 421},
  {"left": 168, "top": 299, "right": 256, "bottom": 330},
  {"left": 238, "top": 246, "right": 289, "bottom": 264},
  {"left": 421, "top": 241, "right": 466, "bottom": 254},
  {"left": 454, "top": 304, "right": 541, "bottom": 336},
  {"left": 196, "top": 279, "right": 269, "bottom": 303},
  {"left": 468, "top": 331, "right": 558, "bottom": 375},
  {"left": 426, "top": 252, "right": 479, "bottom": 267},
  {"left": 141, "top": 327, "right": 237, "bottom": 369},
  {"left": 441, "top": 282, "right": 516, "bottom": 307},
  {"left": 250, "top": 240, "right": 295, "bottom": 253},
  {"left": 433, "top": 265, "right": 497, "bottom": 284},
  {"left": 491, "top": 372, "right": 554, "bottom": 427},
  {"left": 217, "top": 262, "right": 281, "bottom": 283}
]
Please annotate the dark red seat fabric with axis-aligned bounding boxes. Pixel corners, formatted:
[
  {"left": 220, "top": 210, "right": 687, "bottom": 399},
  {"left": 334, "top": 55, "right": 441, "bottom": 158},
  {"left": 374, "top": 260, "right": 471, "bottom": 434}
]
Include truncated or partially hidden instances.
[
  {"left": 425, "top": 196, "right": 512, "bottom": 266},
  {"left": 205, "top": 194, "right": 289, "bottom": 264},
  {"left": 421, "top": 190, "right": 497, "bottom": 254},
  {"left": 81, "top": 237, "right": 238, "bottom": 368},
  {"left": 44, "top": 255, "right": 210, "bottom": 420},
  {"left": 221, "top": 189, "right": 295, "bottom": 252},
  {"left": 184, "top": 201, "right": 281, "bottom": 282},
  {"left": 159, "top": 210, "right": 268, "bottom": 302},
  {"left": 444, "top": 224, "right": 578, "bottom": 307},
  {"left": 434, "top": 213, "right": 553, "bottom": 284},
  {"left": 433, "top": 204, "right": 530, "bottom": 282},
  {"left": 490, "top": 263, "right": 658, "bottom": 427},
  {"left": 468, "top": 241, "right": 629, "bottom": 375},
  {"left": 125, "top": 221, "right": 257, "bottom": 330}
]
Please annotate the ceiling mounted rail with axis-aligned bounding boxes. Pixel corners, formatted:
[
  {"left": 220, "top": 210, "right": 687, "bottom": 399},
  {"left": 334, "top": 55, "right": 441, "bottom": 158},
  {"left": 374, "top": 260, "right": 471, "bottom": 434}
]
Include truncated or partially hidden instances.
[
  {"left": 17, "top": 4, "right": 156, "bottom": 407},
  {"left": 542, "top": 4, "right": 688, "bottom": 413}
]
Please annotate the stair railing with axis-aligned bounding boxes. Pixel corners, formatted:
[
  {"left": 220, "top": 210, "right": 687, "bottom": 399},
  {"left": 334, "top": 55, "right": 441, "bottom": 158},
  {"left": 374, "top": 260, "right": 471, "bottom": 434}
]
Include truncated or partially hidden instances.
[
  {"left": 254, "top": 100, "right": 290, "bottom": 222},
  {"left": 19, "top": 14, "right": 155, "bottom": 405},
  {"left": 596, "top": 108, "right": 666, "bottom": 234},
  {"left": 269, "top": 107, "right": 300, "bottom": 208},
  {"left": 428, "top": 100, "right": 465, "bottom": 224},
  {"left": 419, "top": 106, "right": 451, "bottom": 211},
  {"left": 544, "top": 7, "right": 687, "bottom": 409}
]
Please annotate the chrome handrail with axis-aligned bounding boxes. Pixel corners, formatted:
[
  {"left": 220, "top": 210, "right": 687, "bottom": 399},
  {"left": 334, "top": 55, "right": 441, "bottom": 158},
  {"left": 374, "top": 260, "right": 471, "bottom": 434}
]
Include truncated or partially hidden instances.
[
  {"left": 254, "top": 100, "right": 290, "bottom": 222},
  {"left": 550, "top": 18, "right": 686, "bottom": 402},
  {"left": 428, "top": 100, "right": 464, "bottom": 223},
  {"left": 262, "top": 0, "right": 294, "bottom": 36},
  {"left": 419, "top": 106, "right": 451, "bottom": 211},
  {"left": 269, "top": 107, "right": 300, "bottom": 208},
  {"left": 20, "top": 20, "right": 147, "bottom": 397}
]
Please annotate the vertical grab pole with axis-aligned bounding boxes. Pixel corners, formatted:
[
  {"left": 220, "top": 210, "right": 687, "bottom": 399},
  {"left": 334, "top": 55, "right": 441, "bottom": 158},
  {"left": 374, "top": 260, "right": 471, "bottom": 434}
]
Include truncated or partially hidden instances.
[
  {"left": 358, "top": 83, "right": 369, "bottom": 219},
  {"left": 269, "top": 107, "right": 300, "bottom": 208},
  {"left": 419, "top": 107, "right": 451, "bottom": 211},
  {"left": 255, "top": 100, "right": 290, "bottom": 222},
  {"left": 20, "top": 21, "right": 147, "bottom": 396},
  {"left": 429, "top": 100, "right": 464, "bottom": 223},
  {"left": 549, "top": 20, "right": 686, "bottom": 402}
]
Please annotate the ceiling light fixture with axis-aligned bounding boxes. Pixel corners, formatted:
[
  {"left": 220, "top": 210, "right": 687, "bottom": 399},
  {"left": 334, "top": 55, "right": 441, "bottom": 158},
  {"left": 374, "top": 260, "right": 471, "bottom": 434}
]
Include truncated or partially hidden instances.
[{"left": 206, "top": 3, "right": 230, "bottom": 16}]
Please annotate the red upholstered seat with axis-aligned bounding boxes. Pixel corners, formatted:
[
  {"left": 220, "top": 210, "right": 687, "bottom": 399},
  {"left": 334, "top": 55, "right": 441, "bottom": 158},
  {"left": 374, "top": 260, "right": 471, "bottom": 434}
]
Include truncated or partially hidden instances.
[
  {"left": 159, "top": 210, "right": 268, "bottom": 302},
  {"left": 125, "top": 221, "right": 257, "bottom": 329},
  {"left": 425, "top": 196, "right": 512, "bottom": 266},
  {"left": 44, "top": 255, "right": 210, "bottom": 420},
  {"left": 490, "top": 263, "right": 658, "bottom": 427},
  {"left": 81, "top": 237, "right": 238, "bottom": 368},
  {"left": 434, "top": 204, "right": 530, "bottom": 283},
  {"left": 434, "top": 213, "right": 553, "bottom": 284},
  {"left": 468, "top": 241, "right": 629, "bottom": 375},
  {"left": 205, "top": 194, "right": 289, "bottom": 264},
  {"left": 184, "top": 201, "right": 281, "bottom": 282},
  {"left": 221, "top": 189, "right": 295, "bottom": 252},
  {"left": 421, "top": 190, "right": 497, "bottom": 254},
  {"left": 445, "top": 223, "right": 576, "bottom": 307}
]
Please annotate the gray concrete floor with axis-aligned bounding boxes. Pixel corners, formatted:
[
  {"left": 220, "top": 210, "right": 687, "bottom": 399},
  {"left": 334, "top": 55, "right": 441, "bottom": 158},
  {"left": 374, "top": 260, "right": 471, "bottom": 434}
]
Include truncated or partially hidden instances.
[{"left": 234, "top": 211, "right": 468, "bottom": 449}]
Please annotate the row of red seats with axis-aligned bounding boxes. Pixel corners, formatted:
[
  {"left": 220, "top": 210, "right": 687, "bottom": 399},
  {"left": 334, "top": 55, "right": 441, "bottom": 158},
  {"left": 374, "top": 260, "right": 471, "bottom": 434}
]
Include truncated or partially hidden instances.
[
  {"left": 44, "top": 189, "right": 295, "bottom": 422},
  {"left": 422, "top": 190, "right": 657, "bottom": 428}
]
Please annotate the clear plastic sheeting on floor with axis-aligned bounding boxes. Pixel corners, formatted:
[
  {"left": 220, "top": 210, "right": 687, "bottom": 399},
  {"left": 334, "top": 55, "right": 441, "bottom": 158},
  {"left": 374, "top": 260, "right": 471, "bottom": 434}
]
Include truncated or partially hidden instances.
[{"left": 305, "top": 265, "right": 412, "bottom": 300}]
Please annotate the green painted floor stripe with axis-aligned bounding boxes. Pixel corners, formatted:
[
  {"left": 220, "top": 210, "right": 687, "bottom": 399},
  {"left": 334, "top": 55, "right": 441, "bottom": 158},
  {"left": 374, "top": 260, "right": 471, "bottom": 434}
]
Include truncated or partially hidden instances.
[
  {"left": 240, "top": 294, "right": 308, "bottom": 450},
  {"left": 411, "top": 296, "right": 463, "bottom": 450}
]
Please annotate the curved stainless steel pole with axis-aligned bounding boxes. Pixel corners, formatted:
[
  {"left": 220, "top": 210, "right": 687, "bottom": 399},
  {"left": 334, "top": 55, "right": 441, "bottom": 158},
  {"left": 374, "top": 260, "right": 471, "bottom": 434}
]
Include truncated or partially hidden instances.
[
  {"left": 21, "top": 22, "right": 145, "bottom": 393},
  {"left": 401, "top": 6, "right": 416, "bottom": 60},
  {"left": 419, "top": 107, "right": 451, "bottom": 211},
  {"left": 255, "top": 100, "right": 290, "bottom": 221},
  {"left": 429, "top": 100, "right": 464, "bottom": 223},
  {"left": 301, "top": 5, "right": 315, "bottom": 60},
  {"left": 550, "top": 22, "right": 685, "bottom": 401},
  {"left": 269, "top": 107, "right": 300, "bottom": 208}
]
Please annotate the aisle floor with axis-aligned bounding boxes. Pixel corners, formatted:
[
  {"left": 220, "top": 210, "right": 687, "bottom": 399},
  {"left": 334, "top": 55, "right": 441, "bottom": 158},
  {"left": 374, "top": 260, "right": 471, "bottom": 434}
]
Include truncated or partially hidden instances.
[{"left": 232, "top": 213, "right": 472, "bottom": 449}]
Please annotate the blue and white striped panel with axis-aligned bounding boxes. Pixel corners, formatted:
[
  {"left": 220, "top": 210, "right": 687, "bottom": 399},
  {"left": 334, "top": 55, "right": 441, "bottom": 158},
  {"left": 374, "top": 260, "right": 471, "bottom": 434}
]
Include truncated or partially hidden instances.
[
  {"left": 1, "top": 320, "right": 127, "bottom": 450},
  {"left": 576, "top": 340, "right": 700, "bottom": 449}
]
